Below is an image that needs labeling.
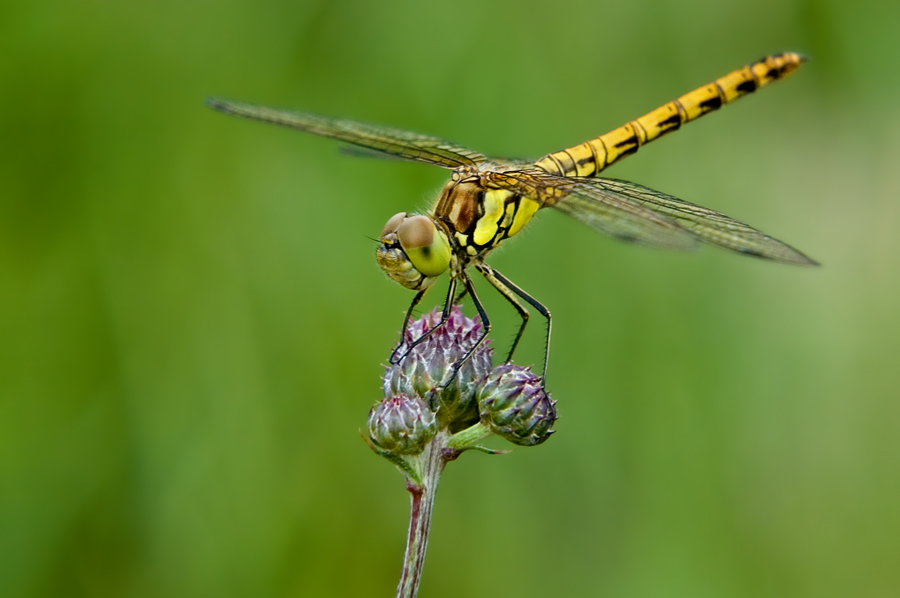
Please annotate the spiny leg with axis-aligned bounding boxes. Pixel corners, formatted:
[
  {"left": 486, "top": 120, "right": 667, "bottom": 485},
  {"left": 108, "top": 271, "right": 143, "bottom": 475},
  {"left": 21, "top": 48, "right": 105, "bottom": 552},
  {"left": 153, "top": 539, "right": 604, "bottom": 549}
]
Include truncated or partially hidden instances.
[
  {"left": 440, "top": 273, "right": 491, "bottom": 387},
  {"left": 475, "top": 263, "right": 530, "bottom": 362},
  {"left": 390, "top": 277, "right": 457, "bottom": 365},
  {"left": 479, "top": 264, "right": 552, "bottom": 383},
  {"left": 390, "top": 289, "right": 426, "bottom": 364}
]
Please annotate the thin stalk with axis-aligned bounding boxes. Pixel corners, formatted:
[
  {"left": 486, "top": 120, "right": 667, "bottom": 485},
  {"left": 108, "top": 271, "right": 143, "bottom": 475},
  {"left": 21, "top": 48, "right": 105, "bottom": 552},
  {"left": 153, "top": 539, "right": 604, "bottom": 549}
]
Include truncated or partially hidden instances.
[{"left": 395, "top": 435, "right": 445, "bottom": 598}]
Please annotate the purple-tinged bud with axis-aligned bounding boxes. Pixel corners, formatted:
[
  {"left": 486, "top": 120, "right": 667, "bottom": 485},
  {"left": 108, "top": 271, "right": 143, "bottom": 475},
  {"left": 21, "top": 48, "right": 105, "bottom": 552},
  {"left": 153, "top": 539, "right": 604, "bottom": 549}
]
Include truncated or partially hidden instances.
[
  {"left": 384, "top": 306, "right": 493, "bottom": 432},
  {"left": 368, "top": 395, "right": 437, "bottom": 455},
  {"left": 477, "top": 363, "right": 557, "bottom": 446}
]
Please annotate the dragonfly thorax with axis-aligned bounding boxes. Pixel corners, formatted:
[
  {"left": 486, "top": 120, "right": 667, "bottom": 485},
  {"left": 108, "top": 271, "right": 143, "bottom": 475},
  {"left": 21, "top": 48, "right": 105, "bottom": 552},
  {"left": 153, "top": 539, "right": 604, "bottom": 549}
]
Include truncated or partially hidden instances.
[
  {"left": 434, "top": 174, "right": 542, "bottom": 257},
  {"left": 376, "top": 212, "right": 452, "bottom": 291}
]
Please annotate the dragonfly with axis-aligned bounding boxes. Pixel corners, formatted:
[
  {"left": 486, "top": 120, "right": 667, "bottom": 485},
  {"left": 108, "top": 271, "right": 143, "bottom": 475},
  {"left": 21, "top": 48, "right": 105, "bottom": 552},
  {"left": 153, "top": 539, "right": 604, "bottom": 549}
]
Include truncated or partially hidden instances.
[{"left": 207, "top": 52, "right": 817, "bottom": 386}]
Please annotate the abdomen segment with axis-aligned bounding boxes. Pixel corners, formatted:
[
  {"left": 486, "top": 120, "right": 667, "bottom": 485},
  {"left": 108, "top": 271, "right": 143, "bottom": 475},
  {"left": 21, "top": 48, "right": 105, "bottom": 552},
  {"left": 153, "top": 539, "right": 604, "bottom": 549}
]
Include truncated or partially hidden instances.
[{"left": 535, "top": 53, "right": 806, "bottom": 177}]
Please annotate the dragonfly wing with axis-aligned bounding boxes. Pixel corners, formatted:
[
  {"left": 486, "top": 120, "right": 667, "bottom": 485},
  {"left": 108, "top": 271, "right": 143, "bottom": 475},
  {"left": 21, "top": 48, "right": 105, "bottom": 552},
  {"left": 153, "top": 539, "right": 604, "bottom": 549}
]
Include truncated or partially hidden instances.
[
  {"left": 486, "top": 170, "right": 700, "bottom": 251},
  {"left": 206, "top": 98, "right": 487, "bottom": 169},
  {"left": 585, "top": 178, "right": 819, "bottom": 265}
]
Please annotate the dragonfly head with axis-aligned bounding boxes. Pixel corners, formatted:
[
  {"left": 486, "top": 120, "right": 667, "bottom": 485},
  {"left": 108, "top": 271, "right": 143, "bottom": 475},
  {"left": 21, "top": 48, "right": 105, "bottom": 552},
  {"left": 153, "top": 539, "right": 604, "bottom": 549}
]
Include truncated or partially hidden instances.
[{"left": 376, "top": 212, "right": 451, "bottom": 290}]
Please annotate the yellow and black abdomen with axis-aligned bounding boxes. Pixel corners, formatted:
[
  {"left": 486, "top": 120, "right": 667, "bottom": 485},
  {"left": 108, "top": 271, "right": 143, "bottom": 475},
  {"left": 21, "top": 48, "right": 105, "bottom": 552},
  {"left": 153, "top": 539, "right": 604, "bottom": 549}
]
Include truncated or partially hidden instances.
[{"left": 535, "top": 52, "right": 806, "bottom": 177}]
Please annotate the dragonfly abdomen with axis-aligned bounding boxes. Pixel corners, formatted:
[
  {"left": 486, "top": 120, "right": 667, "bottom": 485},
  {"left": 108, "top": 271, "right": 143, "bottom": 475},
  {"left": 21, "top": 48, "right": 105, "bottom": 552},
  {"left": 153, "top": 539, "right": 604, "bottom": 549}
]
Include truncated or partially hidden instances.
[{"left": 535, "top": 52, "right": 806, "bottom": 177}]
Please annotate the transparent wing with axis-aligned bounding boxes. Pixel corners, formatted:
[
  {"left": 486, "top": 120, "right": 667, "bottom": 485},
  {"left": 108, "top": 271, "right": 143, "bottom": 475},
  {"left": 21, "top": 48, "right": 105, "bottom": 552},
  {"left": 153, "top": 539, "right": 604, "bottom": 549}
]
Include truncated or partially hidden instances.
[
  {"left": 486, "top": 170, "right": 817, "bottom": 264},
  {"left": 584, "top": 178, "right": 819, "bottom": 265},
  {"left": 206, "top": 98, "right": 487, "bottom": 169},
  {"left": 485, "top": 170, "right": 700, "bottom": 251}
]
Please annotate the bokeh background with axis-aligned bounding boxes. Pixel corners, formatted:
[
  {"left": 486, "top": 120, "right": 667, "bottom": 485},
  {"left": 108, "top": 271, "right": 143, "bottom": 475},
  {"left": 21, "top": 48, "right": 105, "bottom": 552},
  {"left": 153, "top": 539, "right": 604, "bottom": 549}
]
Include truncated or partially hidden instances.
[{"left": 2, "top": 0, "right": 898, "bottom": 596}]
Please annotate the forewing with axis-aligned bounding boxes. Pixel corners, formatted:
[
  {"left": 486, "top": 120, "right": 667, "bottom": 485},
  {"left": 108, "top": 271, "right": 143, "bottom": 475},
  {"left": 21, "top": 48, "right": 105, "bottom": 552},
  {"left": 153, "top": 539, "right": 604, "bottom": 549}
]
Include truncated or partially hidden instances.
[
  {"left": 485, "top": 170, "right": 700, "bottom": 251},
  {"left": 206, "top": 98, "right": 487, "bottom": 169},
  {"left": 587, "top": 178, "right": 819, "bottom": 265}
]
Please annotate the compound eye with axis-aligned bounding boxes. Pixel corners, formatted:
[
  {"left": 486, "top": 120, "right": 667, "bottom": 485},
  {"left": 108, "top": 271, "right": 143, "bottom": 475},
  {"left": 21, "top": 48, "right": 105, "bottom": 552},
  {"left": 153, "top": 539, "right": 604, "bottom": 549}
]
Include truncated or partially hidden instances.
[
  {"left": 381, "top": 212, "right": 407, "bottom": 238},
  {"left": 396, "top": 215, "right": 435, "bottom": 250},
  {"left": 397, "top": 215, "right": 451, "bottom": 277}
]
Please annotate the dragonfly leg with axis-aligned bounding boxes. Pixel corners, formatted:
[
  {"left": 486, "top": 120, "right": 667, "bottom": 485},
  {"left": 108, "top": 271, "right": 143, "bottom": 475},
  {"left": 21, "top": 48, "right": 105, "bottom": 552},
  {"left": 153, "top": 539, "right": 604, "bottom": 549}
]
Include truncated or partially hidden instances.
[
  {"left": 390, "top": 278, "right": 457, "bottom": 365},
  {"left": 475, "top": 263, "right": 530, "bottom": 361},
  {"left": 439, "top": 273, "right": 491, "bottom": 388},
  {"left": 478, "top": 264, "right": 552, "bottom": 384},
  {"left": 390, "top": 289, "right": 427, "bottom": 365}
]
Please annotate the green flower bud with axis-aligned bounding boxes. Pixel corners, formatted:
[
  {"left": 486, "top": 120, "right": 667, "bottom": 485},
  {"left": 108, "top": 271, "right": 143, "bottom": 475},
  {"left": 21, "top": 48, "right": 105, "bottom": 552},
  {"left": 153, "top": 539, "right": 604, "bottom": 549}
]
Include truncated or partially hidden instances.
[
  {"left": 384, "top": 306, "right": 493, "bottom": 432},
  {"left": 368, "top": 395, "right": 437, "bottom": 455},
  {"left": 477, "top": 364, "right": 557, "bottom": 446}
]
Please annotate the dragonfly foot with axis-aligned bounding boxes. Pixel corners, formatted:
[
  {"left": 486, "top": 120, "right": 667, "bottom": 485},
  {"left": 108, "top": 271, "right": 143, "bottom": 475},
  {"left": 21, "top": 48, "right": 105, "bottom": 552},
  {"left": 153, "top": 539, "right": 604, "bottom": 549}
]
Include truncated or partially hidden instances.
[
  {"left": 436, "top": 365, "right": 462, "bottom": 390},
  {"left": 389, "top": 347, "right": 408, "bottom": 365}
]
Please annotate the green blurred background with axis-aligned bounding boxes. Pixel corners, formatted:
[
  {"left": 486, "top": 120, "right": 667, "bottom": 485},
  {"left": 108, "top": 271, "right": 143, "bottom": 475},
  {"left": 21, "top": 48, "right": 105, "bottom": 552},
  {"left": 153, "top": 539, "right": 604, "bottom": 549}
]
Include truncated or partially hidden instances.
[{"left": 2, "top": 0, "right": 898, "bottom": 596}]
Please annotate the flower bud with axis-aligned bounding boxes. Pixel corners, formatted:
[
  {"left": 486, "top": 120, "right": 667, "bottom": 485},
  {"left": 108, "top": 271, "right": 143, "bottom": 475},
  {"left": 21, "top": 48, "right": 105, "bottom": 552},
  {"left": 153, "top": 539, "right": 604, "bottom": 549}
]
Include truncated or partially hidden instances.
[
  {"left": 384, "top": 306, "right": 493, "bottom": 432},
  {"left": 477, "top": 363, "right": 557, "bottom": 446},
  {"left": 368, "top": 395, "right": 437, "bottom": 455}
]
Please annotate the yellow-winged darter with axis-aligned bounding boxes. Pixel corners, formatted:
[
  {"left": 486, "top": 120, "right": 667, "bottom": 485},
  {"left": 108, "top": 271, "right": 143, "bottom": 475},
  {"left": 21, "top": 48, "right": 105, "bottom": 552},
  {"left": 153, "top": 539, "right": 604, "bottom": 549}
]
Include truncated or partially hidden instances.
[{"left": 208, "top": 53, "right": 817, "bottom": 384}]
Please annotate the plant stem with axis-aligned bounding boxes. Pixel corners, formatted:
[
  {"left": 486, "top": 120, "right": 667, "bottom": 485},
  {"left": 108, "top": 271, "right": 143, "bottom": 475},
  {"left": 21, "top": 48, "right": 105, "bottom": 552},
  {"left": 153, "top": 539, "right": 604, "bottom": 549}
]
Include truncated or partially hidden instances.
[
  {"left": 396, "top": 434, "right": 446, "bottom": 598},
  {"left": 446, "top": 421, "right": 493, "bottom": 451}
]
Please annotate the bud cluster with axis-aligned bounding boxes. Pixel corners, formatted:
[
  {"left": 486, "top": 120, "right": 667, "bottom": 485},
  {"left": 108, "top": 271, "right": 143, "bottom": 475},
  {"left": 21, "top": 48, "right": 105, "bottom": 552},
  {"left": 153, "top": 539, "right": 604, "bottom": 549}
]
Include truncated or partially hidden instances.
[
  {"left": 368, "top": 305, "right": 557, "bottom": 457},
  {"left": 383, "top": 307, "right": 493, "bottom": 432}
]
